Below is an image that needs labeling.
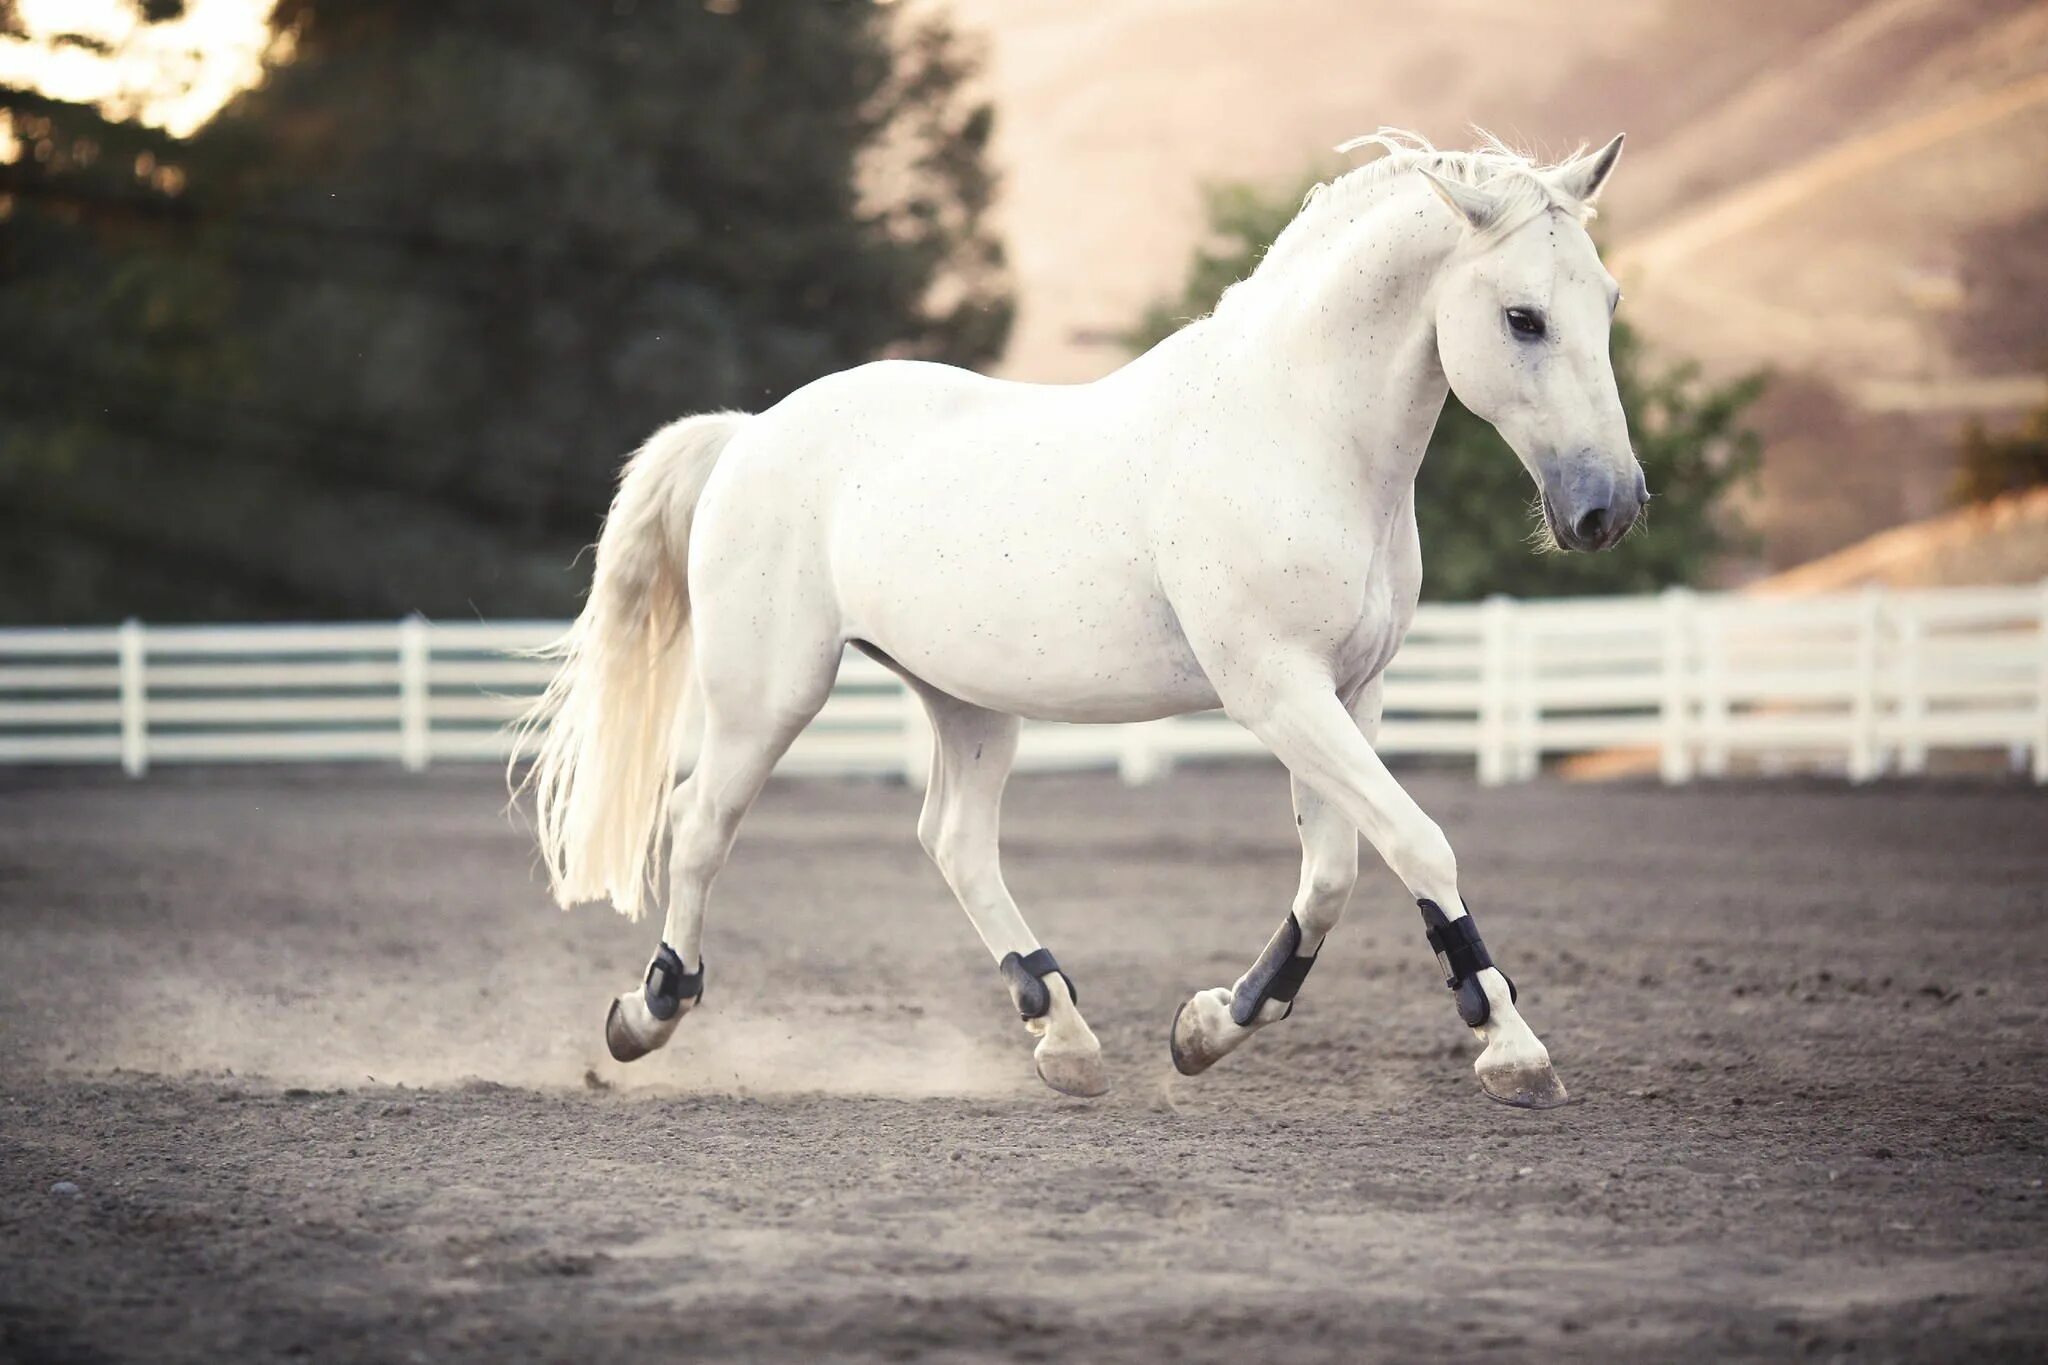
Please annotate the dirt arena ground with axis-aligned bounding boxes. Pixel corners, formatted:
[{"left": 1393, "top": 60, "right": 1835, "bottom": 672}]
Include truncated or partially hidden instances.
[{"left": 1, "top": 763, "right": 2044, "bottom": 1363}]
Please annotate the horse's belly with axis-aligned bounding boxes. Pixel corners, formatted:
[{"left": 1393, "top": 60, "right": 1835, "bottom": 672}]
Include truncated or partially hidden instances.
[
  {"left": 890, "top": 622, "right": 1221, "bottom": 725},
  {"left": 904, "top": 654, "right": 1220, "bottom": 724},
  {"left": 834, "top": 501, "right": 1217, "bottom": 722},
  {"left": 848, "top": 562, "right": 1220, "bottom": 723}
]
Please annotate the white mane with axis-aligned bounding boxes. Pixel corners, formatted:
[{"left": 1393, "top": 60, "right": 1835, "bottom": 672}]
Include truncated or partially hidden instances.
[{"left": 1227, "top": 128, "right": 1602, "bottom": 309}]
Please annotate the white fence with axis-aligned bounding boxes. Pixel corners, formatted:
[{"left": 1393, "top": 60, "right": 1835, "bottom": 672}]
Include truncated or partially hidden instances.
[{"left": 2, "top": 583, "right": 2044, "bottom": 784}]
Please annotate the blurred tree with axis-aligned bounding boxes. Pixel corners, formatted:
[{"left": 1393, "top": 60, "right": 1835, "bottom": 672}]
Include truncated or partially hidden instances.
[
  {"left": 0, "top": 0, "right": 230, "bottom": 615},
  {"left": 1950, "top": 378, "right": 2048, "bottom": 505},
  {"left": 1124, "top": 175, "right": 1763, "bottom": 599},
  {"left": 0, "top": 0, "right": 1011, "bottom": 621}
]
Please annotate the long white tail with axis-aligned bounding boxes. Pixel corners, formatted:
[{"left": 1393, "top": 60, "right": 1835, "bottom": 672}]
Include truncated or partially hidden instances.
[{"left": 514, "top": 411, "right": 748, "bottom": 918}]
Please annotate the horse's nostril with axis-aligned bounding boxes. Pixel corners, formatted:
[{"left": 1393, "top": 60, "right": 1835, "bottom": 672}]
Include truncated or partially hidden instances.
[{"left": 1573, "top": 505, "right": 1609, "bottom": 545}]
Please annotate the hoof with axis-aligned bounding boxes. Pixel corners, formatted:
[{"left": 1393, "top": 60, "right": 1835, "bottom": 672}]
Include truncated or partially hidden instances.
[
  {"left": 1477, "top": 1061, "right": 1570, "bottom": 1110},
  {"left": 604, "top": 991, "right": 680, "bottom": 1064},
  {"left": 1169, "top": 987, "right": 1252, "bottom": 1076},
  {"left": 1034, "top": 1041, "right": 1109, "bottom": 1098},
  {"left": 1168, "top": 998, "right": 1206, "bottom": 1075}
]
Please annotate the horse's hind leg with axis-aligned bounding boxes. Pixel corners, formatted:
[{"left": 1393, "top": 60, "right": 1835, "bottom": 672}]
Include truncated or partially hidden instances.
[
  {"left": 603, "top": 637, "right": 838, "bottom": 1063},
  {"left": 911, "top": 683, "right": 1106, "bottom": 1097},
  {"left": 1171, "top": 679, "right": 1376, "bottom": 1075}
]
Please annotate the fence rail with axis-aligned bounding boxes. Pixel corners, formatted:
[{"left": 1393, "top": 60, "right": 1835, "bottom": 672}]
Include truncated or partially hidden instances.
[{"left": 3, "top": 582, "right": 2044, "bottom": 784}]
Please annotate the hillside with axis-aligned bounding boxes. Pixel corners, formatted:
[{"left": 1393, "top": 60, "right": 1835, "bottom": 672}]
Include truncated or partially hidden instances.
[{"left": 948, "top": 0, "right": 2048, "bottom": 572}]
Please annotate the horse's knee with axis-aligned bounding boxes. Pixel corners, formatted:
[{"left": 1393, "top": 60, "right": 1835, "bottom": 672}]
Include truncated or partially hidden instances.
[
  {"left": 1296, "top": 861, "right": 1357, "bottom": 939},
  {"left": 1306, "top": 863, "right": 1355, "bottom": 902}
]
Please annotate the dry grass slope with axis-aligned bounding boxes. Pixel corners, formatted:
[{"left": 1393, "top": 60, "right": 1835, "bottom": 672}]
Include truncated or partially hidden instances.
[{"left": 951, "top": 0, "right": 2048, "bottom": 568}]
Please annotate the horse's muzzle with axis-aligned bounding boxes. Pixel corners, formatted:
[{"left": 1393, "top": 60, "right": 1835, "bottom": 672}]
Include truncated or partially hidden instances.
[{"left": 1541, "top": 460, "right": 1645, "bottom": 552}]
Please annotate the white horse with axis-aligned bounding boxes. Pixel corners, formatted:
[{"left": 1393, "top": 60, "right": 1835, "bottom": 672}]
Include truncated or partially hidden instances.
[{"left": 519, "top": 129, "right": 1638, "bottom": 1106}]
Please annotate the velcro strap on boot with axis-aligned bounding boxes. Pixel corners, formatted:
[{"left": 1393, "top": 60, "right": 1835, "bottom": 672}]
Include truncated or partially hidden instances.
[
  {"left": 1418, "top": 900, "right": 1514, "bottom": 1028},
  {"left": 999, "top": 947, "right": 1076, "bottom": 1020},
  {"left": 1229, "top": 912, "right": 1321, "bottom": 1027},
  {"left": 644, "top": 941, "right": 705, "bottom": 1022}
]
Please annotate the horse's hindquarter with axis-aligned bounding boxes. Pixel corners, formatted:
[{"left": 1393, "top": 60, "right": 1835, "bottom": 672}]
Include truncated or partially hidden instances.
[{"left": 769, "top": 363, "right": 1218, "bottom": 723}]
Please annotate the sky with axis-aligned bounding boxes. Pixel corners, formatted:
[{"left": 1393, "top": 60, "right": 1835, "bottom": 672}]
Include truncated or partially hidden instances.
[{"left": 0, "top": 0, "right": 275, "bottom": 137}]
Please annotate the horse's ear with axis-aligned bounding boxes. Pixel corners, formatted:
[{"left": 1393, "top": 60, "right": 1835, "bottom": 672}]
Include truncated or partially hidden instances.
[
  {"left": 1553, "top": 133, "right": 1625, "bottom": 204},
  {"left": 1417, "top": 167, "right": 1497, "bottom": 232}
]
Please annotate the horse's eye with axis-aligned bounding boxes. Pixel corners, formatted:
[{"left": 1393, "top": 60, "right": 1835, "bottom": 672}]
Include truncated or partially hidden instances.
[{"left": 1505, "top": 307, "right": 1546, "bottom": 339}]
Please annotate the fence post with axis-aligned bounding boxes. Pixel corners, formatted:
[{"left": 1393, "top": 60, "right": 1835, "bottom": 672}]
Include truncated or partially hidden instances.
[
  {"left": 1699, "top": 600, "right": 1731, "bottom": 777},
  {"left": 1118, "top": 721, "right": 1170, "bottom": 785},
  {"left": 2034, "top": 577, "right": 2048, "bottom": 785},
  {"left": 1659, "top": 586, "right": 1694, "bottom": 784},
  {"left": 118, "top": 617, "right": 147, "bottom": 778},
  {"left": 1847, "top": 584, "right": 1884, "bottom": 783},
  {"left": 398, "top": 614, "right": 430, "bottom": 772},
  {"left": 1477, "top": 595, "right": 1511, "bottom": 786},
  {"left": 1896, "top": 598, "right": 1927, "bottom": 776},
  {"left": 1511, "top": 603, "right": 1540, "bottom": 781}
]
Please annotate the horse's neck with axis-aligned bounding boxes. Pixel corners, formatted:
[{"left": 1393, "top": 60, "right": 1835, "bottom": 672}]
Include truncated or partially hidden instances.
[{"left": 1181, "top": 195, "right": 1453, "bottom": 496}]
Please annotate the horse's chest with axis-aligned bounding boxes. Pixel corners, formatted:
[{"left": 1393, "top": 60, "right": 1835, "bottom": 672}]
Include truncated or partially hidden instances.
[{"left": 1331, "top": 577, "right": 1407, "bottom": 685}]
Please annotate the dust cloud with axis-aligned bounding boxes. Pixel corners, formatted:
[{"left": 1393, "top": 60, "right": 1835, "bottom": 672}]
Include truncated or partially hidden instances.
[{"left": 41, "top": 963, "right": 1025, "bottom": 1099}]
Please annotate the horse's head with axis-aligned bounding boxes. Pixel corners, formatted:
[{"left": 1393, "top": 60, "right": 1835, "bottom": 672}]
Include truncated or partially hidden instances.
[{"left": 1420, "top": 135, "right": 1642, "bottom": 552}]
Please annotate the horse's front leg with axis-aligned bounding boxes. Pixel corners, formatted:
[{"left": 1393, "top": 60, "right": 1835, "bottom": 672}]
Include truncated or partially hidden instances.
[
  {"left": 1222, "top": 670, "right": 1565, "bottom": 1108},
  {"left": 1171, "top": 680, "right": 1377, "bottom": 1074}
]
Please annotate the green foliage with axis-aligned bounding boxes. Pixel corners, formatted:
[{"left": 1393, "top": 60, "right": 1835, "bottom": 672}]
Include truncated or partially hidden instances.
[
  {"left": 1417, "top": 329, "right": 1764, "bottom": 599},
  {"left": 1951, "top": 380, "right": 2048, "bottom": 505},
  {"left": 1126, "top": 175, "right": 1763, "bottom": 599},
  {"left": 0, "top": 0, "right": 1012, "bottom": 621}
]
